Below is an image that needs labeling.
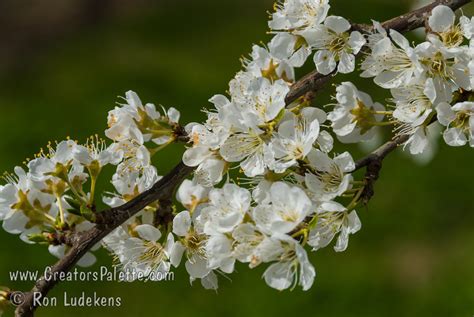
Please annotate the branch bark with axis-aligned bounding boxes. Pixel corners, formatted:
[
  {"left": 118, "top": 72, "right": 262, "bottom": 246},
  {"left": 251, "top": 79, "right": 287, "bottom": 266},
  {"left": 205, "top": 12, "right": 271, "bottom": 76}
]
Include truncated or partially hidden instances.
[
  {"left": 354, "top": 134, "right": 410, "bottom": 204},
  {"left": 14, "top": 0, "right": 472, "bottom": 315},
  {"left": 14, "top": 163, "right": 194, "bottom": 317}
]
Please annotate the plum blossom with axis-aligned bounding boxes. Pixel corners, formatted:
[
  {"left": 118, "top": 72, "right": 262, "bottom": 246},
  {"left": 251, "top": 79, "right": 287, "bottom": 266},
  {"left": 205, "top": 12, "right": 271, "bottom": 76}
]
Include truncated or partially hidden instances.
[
  {"left": 170, "top": 210, "right": 218, "bottom": 289},
  {"left": 253, "top": 182, "right": 312, "bottom": 235},
  {"left": 428, "top": 5, "right": 464, "bottom": 47},
  {"left": 73, "top": 136, "right": 122, "bottom": 171},
  {"left": 308, "top": 16, "right": 366, "bottom": 74},
  {"left": 328, "top": 82, "right": 385, "bottom": 143},
  {"left": 415, "top": 37, "right": 471, "bottom": 103},
  {"left": 201, "top": 183, "right": 251, "bottom": 234},
  {"left": 246, "top": 33, "right": 311, "bottom": 82},
  {"left": 270, "top": 107, "right": 324, "bottom": 173},
  {"left": 437, "top": 101, "right": 474, "bottom": 147},
  {"left": 106, "top": 90, "right": 181, "bottom": 146},
  {"left": 361, "top": 26, "right": 422, "bottom": 88},
  {"left": 308, "top": 202, "right": 361, "bottom": 252},
  {"left": 219, "top": 78, "right": 290, "bottom": 177},
  {"left": 182, "top": 122, "right": 227, "bottom": 186},
  {"left": 263, "top": 234, "right": 315, "bottom": 291},
  {"left": 304, "top": 149, "right": 355, "bottom": 202},
  {"left": 269, "top": 0, "right": 330, "bottom": 39},
  {"left": 391, "top": 78, "right": 440, "bottom": 124},
  {"left": 2, "top": 0, "right": 473, "bottom": 297},
  {"left": 104, "top": 224, "right": 174, "bottom": 281}
]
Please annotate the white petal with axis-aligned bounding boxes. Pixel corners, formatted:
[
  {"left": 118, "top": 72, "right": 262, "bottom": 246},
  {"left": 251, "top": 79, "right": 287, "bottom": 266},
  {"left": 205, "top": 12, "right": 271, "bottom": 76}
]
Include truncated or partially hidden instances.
[
  {"left": 209, "top": 94, "right": 230, "bottom": 110},
  {"left": 3, "top": 211, "right": 28, "bottom": 234},
  {"left": 263, "top": 262, "right": 293, "bottom": 291},
  {"left": 48, "top": 245, "right": 66, "bottom": 259},
  {"left": 167, "top": 107, "right": 180, "bottom": 123},
  {"left": 72, "top": 145, "right": 92, "bottom": 165},
  {"left": 240, "top": 152, "right": 265, "bottom": 177},
  {"left": 201, "top": 271, "right": 219, "bottom": 290},
  {"left": 324, "top": 16, "right": 351, "bottom": 33},
  {"left": 436, "top": 102, "right": 456, "bottom": 126},
  {"left": 334, "top": 152, "right": 355, "bottom": 172},
  {"left": 295, "top": 244, "right": 316, "bottom": 290},
  {"left": 77, "top": 252, "right": 97, "bottom": 267},
  {"left": 348, "top": 31, "right": 366, "bottom": 54},
  {"left": 169, "top": 242, "right": 186, "bottom": 267},
  {"left": 183, "top": 146, "right": 211, "bottom": 167},
  {"left": 172, "top": 211, "right": 191, "bottom": 236},
  {"left": 314, "top": 50, "right": 336, "bottom": 75},
  {"left": 443, "top": 128, "right": 467, "bottom": 146},
  {"left": 428, "top": 5, "right": 455, "bottom": 33},
  {"left": 185, "top": 256, "right": 211, "bottom": 279},
  {"left": 337, "top": 52, "right": 355, "bottom": 74},
  {"left": 135, "top": 224, "right": 161, "bottom": 242}
]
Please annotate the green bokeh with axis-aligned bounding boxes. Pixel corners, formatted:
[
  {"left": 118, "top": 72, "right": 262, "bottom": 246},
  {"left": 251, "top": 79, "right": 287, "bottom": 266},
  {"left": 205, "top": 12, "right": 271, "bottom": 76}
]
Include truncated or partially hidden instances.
[{"left": 0, "top": 0, "right": 473, "bottom": 316}]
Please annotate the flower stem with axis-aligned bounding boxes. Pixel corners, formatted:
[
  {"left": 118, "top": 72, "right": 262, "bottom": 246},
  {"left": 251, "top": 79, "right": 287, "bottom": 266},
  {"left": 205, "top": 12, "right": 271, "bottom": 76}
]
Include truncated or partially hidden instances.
[{"left": 56, "top": 195, "right": 65, "bottom": 225}]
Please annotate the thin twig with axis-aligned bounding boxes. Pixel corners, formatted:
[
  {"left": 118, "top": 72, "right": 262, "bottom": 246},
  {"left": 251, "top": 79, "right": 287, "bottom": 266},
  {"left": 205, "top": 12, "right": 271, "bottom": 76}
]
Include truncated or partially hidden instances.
[{"left": 354, "top": 134, "right": 410, "bottom": 204}]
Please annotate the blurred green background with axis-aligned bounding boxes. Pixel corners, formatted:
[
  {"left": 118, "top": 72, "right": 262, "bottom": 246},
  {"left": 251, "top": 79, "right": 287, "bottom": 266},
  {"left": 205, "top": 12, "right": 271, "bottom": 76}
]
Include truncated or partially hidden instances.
[{"left": 0, "top": 0, "right": 473, "bottom": 316}]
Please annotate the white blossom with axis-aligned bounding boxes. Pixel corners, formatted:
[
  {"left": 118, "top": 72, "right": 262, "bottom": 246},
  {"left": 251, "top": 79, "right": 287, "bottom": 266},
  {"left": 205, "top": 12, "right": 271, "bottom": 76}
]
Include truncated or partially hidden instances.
[
  {"left": 104, "top": 224, "right": 173, "bottom": 281},
  {"left": 415, "top": 37, "right": 471, "bottom": 102},
  {"left": 304, "top": 149, "right": 355, "bottom": 202},
  {"left": 201, "top": 183, "right": 251, "bottom": 234},
  {"left": 253, "top": 182, "right": 312, "bottom": 235},
  {"left": 437, "top": 101, "right": 474, "bottom": 147},
  {"left": 170, "top": 211, "right": 213, "bottom": 284},
  {"left": 308, "top": 202, "right": 361, "bottom": 252},
  {"left": 391, "top": 78, "right": 440, "bottom": 124},
  {"left": 307, "top": 16, "right": 366, "bottom": 74},
  {"left": 218, "top": 78, "right": 290, "bottom": 177},
  {"left": 246, "top": 33, "right": 311, "bottom": 82},
  {"left": 270, "top": 107, "right": 324, "bottom": 173},
  {"left": 361, "top": 28, "right": 422, "bottom": 88},
  {"left": 328, "top": 82, "right": 385, "bottom": 143},
  {"left": 263, "top": 234, "right": 315, "bottom": 291},
  {"left": 269, "top": 0, "right": 330, "bottom": 39},
  {"left": 428, "top": 5, "right": 464, "bottom": 47}
]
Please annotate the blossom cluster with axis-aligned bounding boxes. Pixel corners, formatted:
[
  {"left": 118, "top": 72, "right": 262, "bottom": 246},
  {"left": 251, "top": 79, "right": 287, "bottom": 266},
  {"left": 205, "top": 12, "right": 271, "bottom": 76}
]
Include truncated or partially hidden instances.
[
  {"left": 0, "top": 1, "right": 473, "bottom": 304},
  {"left": 0, "top": 92, "right": 179, "bottom": 266},
  {"left": 361, "top": 6, "right": 474, "bottom": 152}
]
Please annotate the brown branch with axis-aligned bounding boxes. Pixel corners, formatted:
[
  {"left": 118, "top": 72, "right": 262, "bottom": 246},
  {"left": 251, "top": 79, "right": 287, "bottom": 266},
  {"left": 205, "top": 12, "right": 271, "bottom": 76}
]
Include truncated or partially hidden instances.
[
  {"left": 14, "top": 0, "right": 472, "bottom": 315},
  {"left": 14, "top": 162, "right": 194, "bottom": 317},
  {"left": 353, "top": 89, "right": 474, "bottom": 205},
  {"left": 354, "top": 134, "right": 410, "bottom": 205}
]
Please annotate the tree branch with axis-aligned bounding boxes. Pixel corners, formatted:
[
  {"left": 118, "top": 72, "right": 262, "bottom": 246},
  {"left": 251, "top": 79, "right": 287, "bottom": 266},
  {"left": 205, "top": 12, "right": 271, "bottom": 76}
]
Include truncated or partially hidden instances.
[
  {"left": 354, "top": 134, "right": 410, "bottom": 205},
  {"left": 14, "top": 163, "right": 194, "bottom": 317},
  {"left": 14, "top": 0, "right": 472, "bottom": 315}
]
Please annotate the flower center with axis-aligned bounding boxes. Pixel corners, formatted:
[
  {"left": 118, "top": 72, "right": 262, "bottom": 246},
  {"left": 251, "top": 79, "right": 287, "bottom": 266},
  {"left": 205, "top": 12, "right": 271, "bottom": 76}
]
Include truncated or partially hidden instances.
[
  {"left": 452, "top": 111, "right": 472, "bottom": 132},
  {"left": 261, "top": 59, "right": 281, "bottom": 81},
  {"left": 423, "top": 52, "right": 453, "bottom": 79},
  {"left": 139, "top": 241, "right": 167, "bottom": 269},
  {"left": 184, "top": 231, "right": 207, "bottom": 258},
  {"left": 350, "top": 99, "right": 378, "bottom": 134},
  {"left": 440, "top": 25, "right": 464, "bottom": 48},
  {"left": 314, "top": 165, "right": 343, "bottom": 191},
  {"left": 282, "top": 209, "right": 299, "bottom": 222},
  {"left": 328, "top": 33, "right": 348, "bottom": 53}
]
